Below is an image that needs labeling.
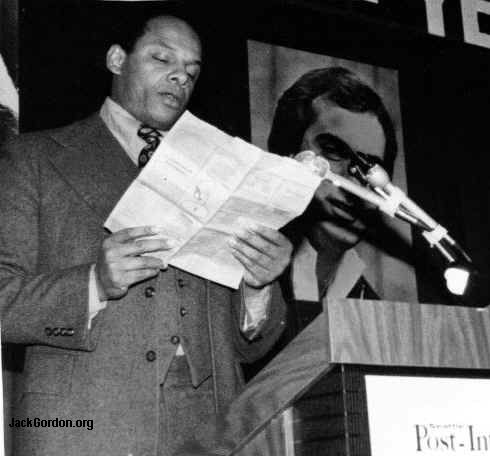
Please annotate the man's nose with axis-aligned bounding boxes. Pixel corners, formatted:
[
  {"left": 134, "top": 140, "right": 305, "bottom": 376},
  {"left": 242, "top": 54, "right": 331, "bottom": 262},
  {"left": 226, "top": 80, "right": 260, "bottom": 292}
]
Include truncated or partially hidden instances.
[
  {"left": 168, "top": 66, "right": 190, "bottom": 87},
  {"left": 329, "top": 159, "right": 351, "bottom": 178}
]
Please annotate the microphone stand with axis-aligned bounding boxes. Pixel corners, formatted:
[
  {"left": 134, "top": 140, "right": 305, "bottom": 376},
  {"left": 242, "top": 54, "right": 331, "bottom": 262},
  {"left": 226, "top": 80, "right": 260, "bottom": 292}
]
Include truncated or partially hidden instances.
[
  {"left": 295, "top": 150, "right": 476, "bottom": 298},
  {"left": 360, "top": 163, "right": 472, "bottom": 265}
]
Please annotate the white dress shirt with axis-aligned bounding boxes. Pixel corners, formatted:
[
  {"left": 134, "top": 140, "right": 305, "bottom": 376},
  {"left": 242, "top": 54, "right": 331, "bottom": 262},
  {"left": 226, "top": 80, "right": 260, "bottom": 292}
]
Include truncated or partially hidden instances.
[{"left": 291, "top": 237, "right": 367, "bottom": 301}]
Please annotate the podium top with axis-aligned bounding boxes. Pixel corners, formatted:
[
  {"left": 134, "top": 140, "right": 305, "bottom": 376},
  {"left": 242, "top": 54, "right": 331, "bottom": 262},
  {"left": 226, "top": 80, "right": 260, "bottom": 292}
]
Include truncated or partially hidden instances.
[{"left": 325, "top": 298, "right": 490, "bottom": 369}]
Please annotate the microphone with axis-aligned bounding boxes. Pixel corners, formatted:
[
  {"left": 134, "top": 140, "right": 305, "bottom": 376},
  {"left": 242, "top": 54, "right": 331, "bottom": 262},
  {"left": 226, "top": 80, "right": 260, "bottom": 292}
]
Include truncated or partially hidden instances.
[
  {"left": 294, "top": 150, "right": 476, "bottom": 298},
  {"left": 294, "top": 151, "right": 419, "bottom": 224},
  {"left": 360, "top": 160, "right": 475, "bottom": 293}
]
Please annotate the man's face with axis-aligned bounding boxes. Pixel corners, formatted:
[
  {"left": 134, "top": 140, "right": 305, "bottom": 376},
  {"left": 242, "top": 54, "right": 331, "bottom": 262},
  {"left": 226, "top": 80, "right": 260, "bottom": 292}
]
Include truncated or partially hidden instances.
[
  {"left": 300, "top": 95, "right": 386, "bottom": 250},
  {"left": 108, "top": 16, "right": 202, "bottom": 130}
]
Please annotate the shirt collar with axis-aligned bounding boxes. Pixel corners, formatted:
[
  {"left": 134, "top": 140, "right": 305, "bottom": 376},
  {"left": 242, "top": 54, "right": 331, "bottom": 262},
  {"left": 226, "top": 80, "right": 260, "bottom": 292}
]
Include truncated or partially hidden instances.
[
  {"left": 99, "top": 97, "right": 166, "bottom": 165},
  {"left": 291, "top": 237, "right": 367, "bottom": 301}
]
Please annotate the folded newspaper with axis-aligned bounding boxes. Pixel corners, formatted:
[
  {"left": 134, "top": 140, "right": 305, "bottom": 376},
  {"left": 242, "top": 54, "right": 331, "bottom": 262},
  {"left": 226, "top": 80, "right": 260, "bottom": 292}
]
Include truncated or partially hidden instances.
[{"left": 105, "top": 112, "right": 321, "bottom": 288}]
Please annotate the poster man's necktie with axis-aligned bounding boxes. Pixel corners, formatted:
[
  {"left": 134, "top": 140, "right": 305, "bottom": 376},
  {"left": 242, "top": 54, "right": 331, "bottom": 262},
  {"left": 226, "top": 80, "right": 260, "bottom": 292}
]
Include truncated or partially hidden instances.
[{"left": 137, "top": 124, "right": 162, "bottom": 168}]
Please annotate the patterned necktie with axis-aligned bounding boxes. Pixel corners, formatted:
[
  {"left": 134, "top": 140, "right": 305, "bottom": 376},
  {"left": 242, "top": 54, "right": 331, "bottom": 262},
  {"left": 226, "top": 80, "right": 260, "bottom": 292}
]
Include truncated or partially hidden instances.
[{"left": 137, "top": 124, "right": 162, "bottom": 168}]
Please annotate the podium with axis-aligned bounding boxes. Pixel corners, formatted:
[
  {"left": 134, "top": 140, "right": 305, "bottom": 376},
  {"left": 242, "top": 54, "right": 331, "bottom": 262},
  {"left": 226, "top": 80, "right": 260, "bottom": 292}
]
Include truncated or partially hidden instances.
[{"left": 217, "top": 299, "right": 490, "bottom": 455}]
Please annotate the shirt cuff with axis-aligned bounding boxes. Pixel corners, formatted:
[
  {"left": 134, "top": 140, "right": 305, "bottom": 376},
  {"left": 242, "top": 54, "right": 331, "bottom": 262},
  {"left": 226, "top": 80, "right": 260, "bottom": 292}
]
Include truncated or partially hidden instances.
[
  {"left": 241, "top": 283, "right": 272, "bottom": 339},
  {"left": 88, "top": 264, "right": 108, "bottom": 329}
]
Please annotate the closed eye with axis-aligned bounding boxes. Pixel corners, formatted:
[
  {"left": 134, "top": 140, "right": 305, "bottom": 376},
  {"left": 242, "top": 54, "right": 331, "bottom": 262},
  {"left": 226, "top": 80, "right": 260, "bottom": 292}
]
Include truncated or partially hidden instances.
[
  {"left": 316, "top": 134, "right": 353, "bottom": 161},
  {"left": 186, "top": 64, "right": 201, "bottom": 82},
  {"left": 153, "top": 56, "right": 169, "bottom": 63}
]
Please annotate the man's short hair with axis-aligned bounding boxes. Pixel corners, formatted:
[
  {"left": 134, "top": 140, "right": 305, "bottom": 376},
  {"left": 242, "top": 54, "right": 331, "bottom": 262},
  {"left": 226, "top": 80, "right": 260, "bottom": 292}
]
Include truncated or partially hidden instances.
[
  {"left": 267, "top": 66, "right": 398, "bottom": 176},
  {"left": 107, "top": 4, "right": 199, "bottom": 54}
]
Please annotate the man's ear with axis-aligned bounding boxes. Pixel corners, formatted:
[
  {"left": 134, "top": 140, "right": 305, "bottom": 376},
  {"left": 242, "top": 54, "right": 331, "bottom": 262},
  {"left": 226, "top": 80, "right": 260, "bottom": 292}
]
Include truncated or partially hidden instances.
[{"left": 106, "top": 44, "right": 127, "bottom": 75}]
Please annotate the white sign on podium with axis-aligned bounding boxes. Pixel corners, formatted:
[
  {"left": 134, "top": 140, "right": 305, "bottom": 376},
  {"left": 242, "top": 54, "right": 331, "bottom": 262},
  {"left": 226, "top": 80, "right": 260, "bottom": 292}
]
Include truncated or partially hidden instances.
[{"left": 366, "top": 375, "right": 490, "bottom": 455}]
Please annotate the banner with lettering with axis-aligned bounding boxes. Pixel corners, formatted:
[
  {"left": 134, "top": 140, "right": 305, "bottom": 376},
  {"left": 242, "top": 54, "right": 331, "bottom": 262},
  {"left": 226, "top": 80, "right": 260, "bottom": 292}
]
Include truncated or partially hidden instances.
[{"left": 300, "top": 0, "right": 490, "bottom": 51}]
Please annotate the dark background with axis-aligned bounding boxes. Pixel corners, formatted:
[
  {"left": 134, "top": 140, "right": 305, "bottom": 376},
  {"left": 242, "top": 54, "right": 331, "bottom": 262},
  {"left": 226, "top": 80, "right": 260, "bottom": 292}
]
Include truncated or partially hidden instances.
[
  {"left": 18, "top": 0, "right": 490, "bottom": 307},
  {"left": 0, "top": 0, "right": 18, "bottom": 83}
]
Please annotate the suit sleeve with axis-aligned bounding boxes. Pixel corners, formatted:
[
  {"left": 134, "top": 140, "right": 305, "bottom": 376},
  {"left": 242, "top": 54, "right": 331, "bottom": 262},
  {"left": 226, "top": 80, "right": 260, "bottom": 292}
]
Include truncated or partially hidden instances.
[
  {"left": 230, "top": 280, "right": 287, "bottom": 364},
  {"left": 0, "top": 139, "right": 102, "bottom": 351}
]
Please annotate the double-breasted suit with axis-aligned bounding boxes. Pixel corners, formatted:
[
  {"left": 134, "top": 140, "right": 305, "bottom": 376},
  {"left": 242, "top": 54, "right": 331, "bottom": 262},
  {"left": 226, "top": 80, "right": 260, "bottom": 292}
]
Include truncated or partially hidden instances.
[{"left": 0, "top": 114, "right": 286, "bottom": 456}]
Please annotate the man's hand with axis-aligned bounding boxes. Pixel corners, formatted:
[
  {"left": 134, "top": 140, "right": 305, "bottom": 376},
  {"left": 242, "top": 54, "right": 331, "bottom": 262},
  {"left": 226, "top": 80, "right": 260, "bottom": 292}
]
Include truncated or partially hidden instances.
[
  {"left": 95, "top": 226, "right": 174, "bottom": 300},
  {"left": 229, "top": 224, "right": 293, "bottom": 288}
]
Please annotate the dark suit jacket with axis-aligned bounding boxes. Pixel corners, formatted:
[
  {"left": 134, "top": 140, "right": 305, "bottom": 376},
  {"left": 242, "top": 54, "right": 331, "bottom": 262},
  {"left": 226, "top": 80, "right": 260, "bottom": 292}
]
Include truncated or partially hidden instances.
[{"left": 0, "top": 114, "right": 286, "bottom": 456}]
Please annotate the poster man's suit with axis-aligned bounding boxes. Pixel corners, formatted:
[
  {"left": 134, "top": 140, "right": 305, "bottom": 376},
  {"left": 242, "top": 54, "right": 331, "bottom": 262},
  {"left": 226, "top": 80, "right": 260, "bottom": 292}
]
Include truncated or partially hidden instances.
[{"left": 0, "top": 114, "right": 286, "bottom": 456}]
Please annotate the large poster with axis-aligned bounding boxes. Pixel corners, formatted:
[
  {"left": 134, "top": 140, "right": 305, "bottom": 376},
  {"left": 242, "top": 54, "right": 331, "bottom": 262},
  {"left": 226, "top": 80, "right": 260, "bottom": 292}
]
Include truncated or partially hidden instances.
[{"left": 248, "top": 40, "right": 417, "bottom": 302}]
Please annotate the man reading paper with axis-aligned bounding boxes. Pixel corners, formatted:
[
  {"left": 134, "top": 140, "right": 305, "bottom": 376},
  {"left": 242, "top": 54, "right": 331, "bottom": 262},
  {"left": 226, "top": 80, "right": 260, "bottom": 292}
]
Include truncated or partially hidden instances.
[{"left": 0, "top": 11, "right": 291, "bottom": 456}]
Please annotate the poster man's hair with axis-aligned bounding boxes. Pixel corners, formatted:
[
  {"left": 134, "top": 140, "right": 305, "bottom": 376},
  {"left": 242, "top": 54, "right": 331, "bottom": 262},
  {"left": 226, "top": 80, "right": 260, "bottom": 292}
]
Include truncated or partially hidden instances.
[{"left": 268, "top": 66, "right": 397, "bottom": 176}]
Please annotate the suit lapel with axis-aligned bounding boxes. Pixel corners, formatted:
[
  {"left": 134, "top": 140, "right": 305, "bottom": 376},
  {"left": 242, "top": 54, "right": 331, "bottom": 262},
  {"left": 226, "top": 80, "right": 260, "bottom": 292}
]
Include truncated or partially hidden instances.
[{"left": 47, "top": 114, "right": 139, "bottom": 221}]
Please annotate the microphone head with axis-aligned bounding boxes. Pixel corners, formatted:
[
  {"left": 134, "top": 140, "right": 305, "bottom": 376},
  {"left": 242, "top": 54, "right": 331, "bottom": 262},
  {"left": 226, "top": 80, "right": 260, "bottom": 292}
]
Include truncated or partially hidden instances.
[
  {"left": 365, "top": 164, "right": 390, "bottom": 188},
  {"left": 294, "top": 150, "right": 330, "bottom": 178}
]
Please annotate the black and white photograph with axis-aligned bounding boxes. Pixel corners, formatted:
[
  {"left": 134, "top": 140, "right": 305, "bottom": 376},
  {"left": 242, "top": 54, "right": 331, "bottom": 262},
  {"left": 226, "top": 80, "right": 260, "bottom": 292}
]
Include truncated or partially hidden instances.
[{"left": 2, "top": 1, "right": 490, "bottom": 455}]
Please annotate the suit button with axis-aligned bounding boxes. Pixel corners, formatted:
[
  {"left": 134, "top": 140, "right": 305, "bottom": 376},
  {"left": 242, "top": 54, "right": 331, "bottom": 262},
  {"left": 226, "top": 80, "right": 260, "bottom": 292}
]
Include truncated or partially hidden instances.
[
  {"left": 177, "top": 278, "right": 185, "bottom": 288},
  {"left": 66, "top": 328, "right": 75, "bottom": 336},
  {"left": 170, "top": 335, "right": 180, "bottom": 345},
  {"left": 179, "top": 307, "right": 188, "bottom": 317},
  {"left": 146, "top": 350, "right": 156, "bottom": 362},
  {"left": 144, "top": 286, "right": 156, "bottom": 298},
  {"left": 45, "top": 327, "right": 52, "bottom": 336}
]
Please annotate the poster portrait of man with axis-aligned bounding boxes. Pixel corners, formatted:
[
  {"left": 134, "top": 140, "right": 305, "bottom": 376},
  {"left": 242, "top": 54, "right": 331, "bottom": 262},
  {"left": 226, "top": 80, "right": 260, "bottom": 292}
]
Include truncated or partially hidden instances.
[{"left": 248, "top": 40, "right": 418, "bottom": 305}]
